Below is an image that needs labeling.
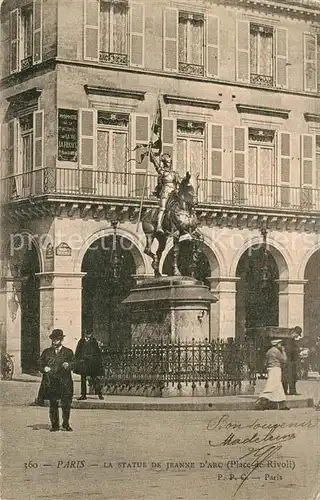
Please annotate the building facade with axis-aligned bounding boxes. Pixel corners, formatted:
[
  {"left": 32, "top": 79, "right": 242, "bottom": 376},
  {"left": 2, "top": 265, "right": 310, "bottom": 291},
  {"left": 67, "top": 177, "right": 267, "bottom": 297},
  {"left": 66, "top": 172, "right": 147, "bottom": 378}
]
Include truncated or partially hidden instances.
[{"left": 0, "top": 0, "right": 320, "bottom": 374}]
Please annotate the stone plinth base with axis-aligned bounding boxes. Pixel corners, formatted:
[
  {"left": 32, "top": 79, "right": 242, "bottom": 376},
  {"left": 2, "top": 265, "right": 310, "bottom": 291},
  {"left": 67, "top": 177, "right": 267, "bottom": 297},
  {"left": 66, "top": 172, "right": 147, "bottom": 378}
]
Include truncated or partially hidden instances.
[
  {"left": 101, "top": 381, "right": 255, "bottom": 398},
  {"left": 122, "top": 276, "right": 217, "bottom": 342}
]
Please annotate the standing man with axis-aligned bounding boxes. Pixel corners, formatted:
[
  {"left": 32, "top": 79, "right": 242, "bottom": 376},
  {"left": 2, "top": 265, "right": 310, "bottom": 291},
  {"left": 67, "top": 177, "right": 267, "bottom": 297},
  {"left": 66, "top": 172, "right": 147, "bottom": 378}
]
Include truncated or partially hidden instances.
[
  {"left": 282, "top": 326, "right": 302, "bottom": 396},
  {"left": 75, "top": 331, "right": 104, "bottom": 400},
  {"left": 39, "top": 329, "right": 74, "bottom": 432}
]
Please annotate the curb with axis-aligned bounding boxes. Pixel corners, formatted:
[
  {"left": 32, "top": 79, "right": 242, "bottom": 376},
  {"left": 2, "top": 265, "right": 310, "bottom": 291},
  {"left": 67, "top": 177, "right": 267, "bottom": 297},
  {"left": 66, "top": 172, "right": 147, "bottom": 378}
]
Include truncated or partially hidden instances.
[{"left": 31, "top": 397, "right": 314, "bottom": 411}]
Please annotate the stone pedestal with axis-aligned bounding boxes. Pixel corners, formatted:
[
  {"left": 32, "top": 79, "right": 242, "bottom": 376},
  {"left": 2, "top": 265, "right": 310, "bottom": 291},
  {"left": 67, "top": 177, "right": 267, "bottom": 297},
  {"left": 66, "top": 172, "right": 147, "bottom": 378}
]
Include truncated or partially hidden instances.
[{"left": 122, "top": 276, "right": 217, "bottom": 342}]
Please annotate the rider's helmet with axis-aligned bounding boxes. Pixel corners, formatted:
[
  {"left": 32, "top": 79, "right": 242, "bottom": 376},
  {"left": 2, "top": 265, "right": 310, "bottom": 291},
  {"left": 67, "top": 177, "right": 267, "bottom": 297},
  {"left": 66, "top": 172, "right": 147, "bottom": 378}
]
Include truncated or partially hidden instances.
[{"left": 160, "top": 153, "right": 172, "bottom": 170}]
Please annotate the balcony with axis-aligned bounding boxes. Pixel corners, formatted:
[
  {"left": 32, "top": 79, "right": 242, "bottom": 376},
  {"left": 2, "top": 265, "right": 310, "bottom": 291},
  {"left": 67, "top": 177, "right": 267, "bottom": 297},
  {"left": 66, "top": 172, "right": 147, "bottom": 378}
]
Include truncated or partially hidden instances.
[
  {"left": 178, "top": 62, "right": 204, "bottom": 77},
  {"left": 250, "top": 74, "right": 274, "bottom": 87},
  {"left": 1, "top": 168, "right": 320, "bottom": 214},
  {"left": 99, "top": 52, "right": 128, "bottom": 65}
]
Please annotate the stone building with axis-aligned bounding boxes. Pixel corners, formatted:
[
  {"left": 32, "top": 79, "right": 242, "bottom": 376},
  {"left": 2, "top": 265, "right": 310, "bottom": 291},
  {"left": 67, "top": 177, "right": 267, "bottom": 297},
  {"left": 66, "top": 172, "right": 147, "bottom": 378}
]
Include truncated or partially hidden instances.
[{"left": 0, "top": 0, "right": 319, "bottom": 374}]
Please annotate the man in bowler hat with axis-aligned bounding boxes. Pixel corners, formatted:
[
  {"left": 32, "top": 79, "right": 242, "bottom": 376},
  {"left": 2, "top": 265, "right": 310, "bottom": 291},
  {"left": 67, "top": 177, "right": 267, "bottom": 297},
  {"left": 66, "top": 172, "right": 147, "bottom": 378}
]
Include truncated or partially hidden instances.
[
  {"left": 282, "top": 326, "right": 302, "bottom": 396},
  {"left": 75, "top": 330, "right": 104, "bottom": 400},
  {"left": 39, "top": 329, "right": 74, "bottom": 431}
]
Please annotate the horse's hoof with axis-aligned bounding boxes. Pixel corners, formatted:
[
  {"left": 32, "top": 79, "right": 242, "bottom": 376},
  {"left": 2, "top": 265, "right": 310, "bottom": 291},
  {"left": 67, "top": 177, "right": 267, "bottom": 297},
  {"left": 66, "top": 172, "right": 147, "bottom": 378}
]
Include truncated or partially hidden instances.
[{"left": 173, "top": 270, "right": 181, "bottom": 276}]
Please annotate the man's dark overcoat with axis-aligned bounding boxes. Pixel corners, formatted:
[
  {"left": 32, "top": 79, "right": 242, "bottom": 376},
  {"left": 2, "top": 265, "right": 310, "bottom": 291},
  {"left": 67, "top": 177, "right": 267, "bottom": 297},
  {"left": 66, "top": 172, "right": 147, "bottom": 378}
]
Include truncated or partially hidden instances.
[
  {"left": 39, "top": 346, "right": 74, "bottom": 400},
  {"left": 74, "top": 337, "right": 104, "bottom": 377},
  {"left": 282, "top": 338, "right": 300, "bottom": 383}
]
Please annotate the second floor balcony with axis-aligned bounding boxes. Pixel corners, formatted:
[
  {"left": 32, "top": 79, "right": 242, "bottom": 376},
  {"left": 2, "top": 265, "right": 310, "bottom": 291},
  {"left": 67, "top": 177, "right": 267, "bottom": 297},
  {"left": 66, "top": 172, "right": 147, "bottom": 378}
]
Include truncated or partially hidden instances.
[{"left": 1, "top": 167, "right": 320, "bottom": 215}]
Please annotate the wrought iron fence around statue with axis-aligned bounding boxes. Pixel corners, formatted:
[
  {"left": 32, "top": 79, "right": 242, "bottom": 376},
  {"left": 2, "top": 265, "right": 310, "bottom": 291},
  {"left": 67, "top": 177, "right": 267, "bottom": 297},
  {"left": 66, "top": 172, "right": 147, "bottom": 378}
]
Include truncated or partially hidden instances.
[{"left": 101, "top": 338, "right": 256, "bottom": 397}]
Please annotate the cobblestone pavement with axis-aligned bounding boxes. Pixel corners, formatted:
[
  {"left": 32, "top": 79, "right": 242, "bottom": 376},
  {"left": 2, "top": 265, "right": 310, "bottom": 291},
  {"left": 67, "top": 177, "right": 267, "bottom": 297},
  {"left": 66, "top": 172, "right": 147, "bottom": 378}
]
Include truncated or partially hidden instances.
[{"left": 1, "top": 381, "right": 320, "bottom": 500}]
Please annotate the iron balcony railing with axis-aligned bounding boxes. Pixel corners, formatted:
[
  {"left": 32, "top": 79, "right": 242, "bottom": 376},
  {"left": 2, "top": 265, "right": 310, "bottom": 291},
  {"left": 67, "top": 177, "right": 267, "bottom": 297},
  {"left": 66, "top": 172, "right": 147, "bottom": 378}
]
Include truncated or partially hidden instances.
[
  {"left": 250, "top": 73, "right": 274, "bottom": 87},
  {"left": 1, "top": 167, "right": 320, "bottom": 212},
  {"left": 101, "top": 338, "right": 256, "bottom": 396},
  {"left": 99, "top": 51, "right": 128, "bottom": 65}
]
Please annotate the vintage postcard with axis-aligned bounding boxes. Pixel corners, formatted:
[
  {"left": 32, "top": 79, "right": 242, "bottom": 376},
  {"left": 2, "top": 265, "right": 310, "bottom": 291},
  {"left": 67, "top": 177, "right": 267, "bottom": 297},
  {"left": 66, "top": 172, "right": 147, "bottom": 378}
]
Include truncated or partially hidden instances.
[{"left": 1, "top": 0, "right": 320, "bottom": 499}]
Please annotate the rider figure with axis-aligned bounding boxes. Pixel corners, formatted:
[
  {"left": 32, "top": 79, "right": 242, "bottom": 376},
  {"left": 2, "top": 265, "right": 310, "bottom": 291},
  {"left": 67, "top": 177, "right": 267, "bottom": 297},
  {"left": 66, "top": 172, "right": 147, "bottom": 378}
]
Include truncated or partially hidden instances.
[{"left": 149, "top": 149, "right": 180, "bottom": 234}]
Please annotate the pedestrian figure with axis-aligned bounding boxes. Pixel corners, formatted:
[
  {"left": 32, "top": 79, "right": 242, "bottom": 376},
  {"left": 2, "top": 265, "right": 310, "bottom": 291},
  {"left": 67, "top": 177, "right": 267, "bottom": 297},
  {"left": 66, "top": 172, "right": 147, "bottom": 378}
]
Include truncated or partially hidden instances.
[
  {"left": 75, "top": 331, "right": 104, "bottom": 400},
  {"left": 282, "top": 326, "right": 302, "bottom": 395},
  {"left": 39, "top": 329, "right": 74, "bottom": 431},
  {"left": 255, "top": 338, "right": 289, "bottom": 410}
]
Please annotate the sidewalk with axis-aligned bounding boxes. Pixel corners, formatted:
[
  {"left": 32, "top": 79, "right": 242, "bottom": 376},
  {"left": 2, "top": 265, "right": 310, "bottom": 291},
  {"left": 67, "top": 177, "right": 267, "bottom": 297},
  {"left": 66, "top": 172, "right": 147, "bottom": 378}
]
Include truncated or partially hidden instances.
[{"left": 11, "top": 375, "right": 317, "bottom": 411}]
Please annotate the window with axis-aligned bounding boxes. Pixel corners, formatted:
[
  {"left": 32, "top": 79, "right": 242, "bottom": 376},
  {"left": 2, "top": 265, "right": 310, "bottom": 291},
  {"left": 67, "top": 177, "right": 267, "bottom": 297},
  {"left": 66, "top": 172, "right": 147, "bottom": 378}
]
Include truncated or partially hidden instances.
[
  {"left": 84, "top": 1, "right": 144, "bottom": 67},
  {"left": 248, "top": 128, "right": 275, "bottom": 186},
  {"left": 236, "top": 21, "right": 288, "bottom": 88},
  {"left": 21, "top": 7, "right": 33, "bottom": 70},
  {"left": 176, "top": 120, "right": 205, "bottom": 177},
  {"left": 100, "top": 1, "right": 128, "bottom": 65},
  {"left": 6, "top": 110, "right": 43, "bottom": 198},
  {"left": 304, "top": 33, "right": 317, "bottom": 92},
  {"left": 20, "top": 114, "right": 33, "bottom": 188},
  {"left": 163, "top": 8, "right": 219, "bottom": 77},
  {"left": 250, "top": 24, "right": 274, "bottom": 87},
  {"left": 96, "top": 111, "right": 129, "bottom": 196},
  {"left": 9, "top": 1, "right": 42, "bottom": 74},
  {"left": 178, "top": 12, "right": 204, "bottom": 76}
]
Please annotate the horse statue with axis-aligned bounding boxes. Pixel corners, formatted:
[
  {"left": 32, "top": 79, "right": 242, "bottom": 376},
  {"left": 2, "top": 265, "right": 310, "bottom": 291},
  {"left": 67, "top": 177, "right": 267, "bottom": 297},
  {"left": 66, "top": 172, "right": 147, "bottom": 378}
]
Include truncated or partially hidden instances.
[{"left": 141, "top": 171, "right": 203, "bottom": 278}]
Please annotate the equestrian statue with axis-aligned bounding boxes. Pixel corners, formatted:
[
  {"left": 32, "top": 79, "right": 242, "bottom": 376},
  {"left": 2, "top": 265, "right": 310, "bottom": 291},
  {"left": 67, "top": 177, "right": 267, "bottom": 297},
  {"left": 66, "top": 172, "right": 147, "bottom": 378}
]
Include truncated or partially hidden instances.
[{"left": 141, "top": 146, "right": 203, "bottom": 278}]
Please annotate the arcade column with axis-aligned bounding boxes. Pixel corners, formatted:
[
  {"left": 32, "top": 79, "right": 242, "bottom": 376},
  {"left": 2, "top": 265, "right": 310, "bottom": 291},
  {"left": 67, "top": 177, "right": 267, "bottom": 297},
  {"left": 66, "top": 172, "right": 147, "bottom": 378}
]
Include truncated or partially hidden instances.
[
  {"left": 277, "top": 279, "right": 307, "bottom": 330},
  {"left": 37, "top": 272, "right": 86, "bottom": 352},
  {"left": 207, "top": 277, "right": 240, "bottom": 340}
]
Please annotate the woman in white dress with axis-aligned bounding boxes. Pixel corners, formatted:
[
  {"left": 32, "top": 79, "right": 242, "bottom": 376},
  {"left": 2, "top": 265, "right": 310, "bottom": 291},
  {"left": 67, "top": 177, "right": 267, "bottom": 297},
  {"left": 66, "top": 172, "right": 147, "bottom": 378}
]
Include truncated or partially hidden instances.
[{"left": 255, "top": 339, "right": 290, "bottom": 410}]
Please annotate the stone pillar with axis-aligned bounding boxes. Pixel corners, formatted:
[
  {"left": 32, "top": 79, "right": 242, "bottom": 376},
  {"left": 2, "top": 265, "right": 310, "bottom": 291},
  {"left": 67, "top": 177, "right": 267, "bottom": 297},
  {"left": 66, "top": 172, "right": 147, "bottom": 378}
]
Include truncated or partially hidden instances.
[
  {"left": 37, "top": 272, "right": 86, "bottom": 353},
  {"left": 207, "top": 277, "right": 240, "bottom": 340},
  {"left": 0, "top": 278, "right": 22, "bottom": 373},
  {"left": 278, "top": 279, "right": 307, "bottom": 330}
]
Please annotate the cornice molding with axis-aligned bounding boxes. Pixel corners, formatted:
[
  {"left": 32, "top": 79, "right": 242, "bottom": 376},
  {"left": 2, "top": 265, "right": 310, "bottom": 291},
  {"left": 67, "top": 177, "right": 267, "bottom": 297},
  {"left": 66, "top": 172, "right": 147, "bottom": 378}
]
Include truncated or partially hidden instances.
[
  {"left": 84, "top": 85, "right": 145, "bottom": 100},
  {"left": 163, "top": 94, "right": 221, "bottom": 110},
  {"left": 304, "top": 112, "right": 320, "bottom": 123},
  {"left": 236, "top": 103, "right": 290, "bottom": 119},
  {"left": 6, "top": 87, "right": 42, "bottom": 105},
  {"left": 215, "top": 0, "right": 319, "bottom": 19}
]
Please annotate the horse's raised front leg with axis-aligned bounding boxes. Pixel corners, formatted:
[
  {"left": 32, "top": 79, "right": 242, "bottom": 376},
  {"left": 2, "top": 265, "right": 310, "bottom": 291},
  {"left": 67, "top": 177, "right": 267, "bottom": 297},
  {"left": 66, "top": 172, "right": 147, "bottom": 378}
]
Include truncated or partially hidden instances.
[{"left": 172, "top": 236, "right": 181, "bottom": 276}]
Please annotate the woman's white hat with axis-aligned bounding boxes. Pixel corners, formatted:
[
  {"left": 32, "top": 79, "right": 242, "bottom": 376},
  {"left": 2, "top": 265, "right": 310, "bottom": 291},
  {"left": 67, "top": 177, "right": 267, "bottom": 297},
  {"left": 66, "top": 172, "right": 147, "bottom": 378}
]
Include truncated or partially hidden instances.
[{"left": 270, "top": 338, "right": 283, "bottom": 345}]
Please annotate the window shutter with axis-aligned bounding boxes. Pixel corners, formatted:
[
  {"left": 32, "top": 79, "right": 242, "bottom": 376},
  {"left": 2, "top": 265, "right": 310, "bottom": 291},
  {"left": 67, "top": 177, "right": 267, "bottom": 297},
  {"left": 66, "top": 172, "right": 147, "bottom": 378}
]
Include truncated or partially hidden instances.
[
  {"left": 301, "top": 134, "right": 315, "bottom": 208},
  {"left": 79, "top": 109, "right": 96, "bottom": 168},
  {"left": 84, "top": 0, "right": 100, "bottom": 61},
  {"left": 130, "top": 3, "right": 144, "bottom": 67},
  {"left": 304, "top": 33, "right": 317, "bottom": 92},
  {"left": 233, "top": 126, "right": 247, "bottom": 203},
  {"left": 276, "top": 27, "right": 288, "bottom": 89},
  {"left": 162, "top": 117, "right": 176, "bottom": 162},
  {"left": 278, "top": 132, "right": 291, "bottom": 207},
  {"left": 33, "top": 0, "right": 42, "bottom": 64},
  {"left": 163, "top": 8, "right": 178, "bottom": 72},
  {"left": 8, "top": 119, "right": 20, "bottom": 197},
  {"left": 206, "top": 123, "right": 223, "bottom": 203},
  {"left": 206, "top": 16, "right": 219, "bottom": 77},
  {"left": 10, "top": 9, "right": 20, "bottom": 73},
  {"left": 236, "top": 20, "right": 249, "bottom": 83},
  {"left": 33, "top": 110, "right": 44, "bottom": 169},
  {"left": 79, "top": 109, "right": 97, "bottom": 194},
  {"left": 301, "top": 134, "right": 315, "bottom": 187},
  {"left": 131, "top": 114, "right": 150, "bottom": 197},
  {"left": 1, "top": 123, "right": 7, "bottom": 176}
]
